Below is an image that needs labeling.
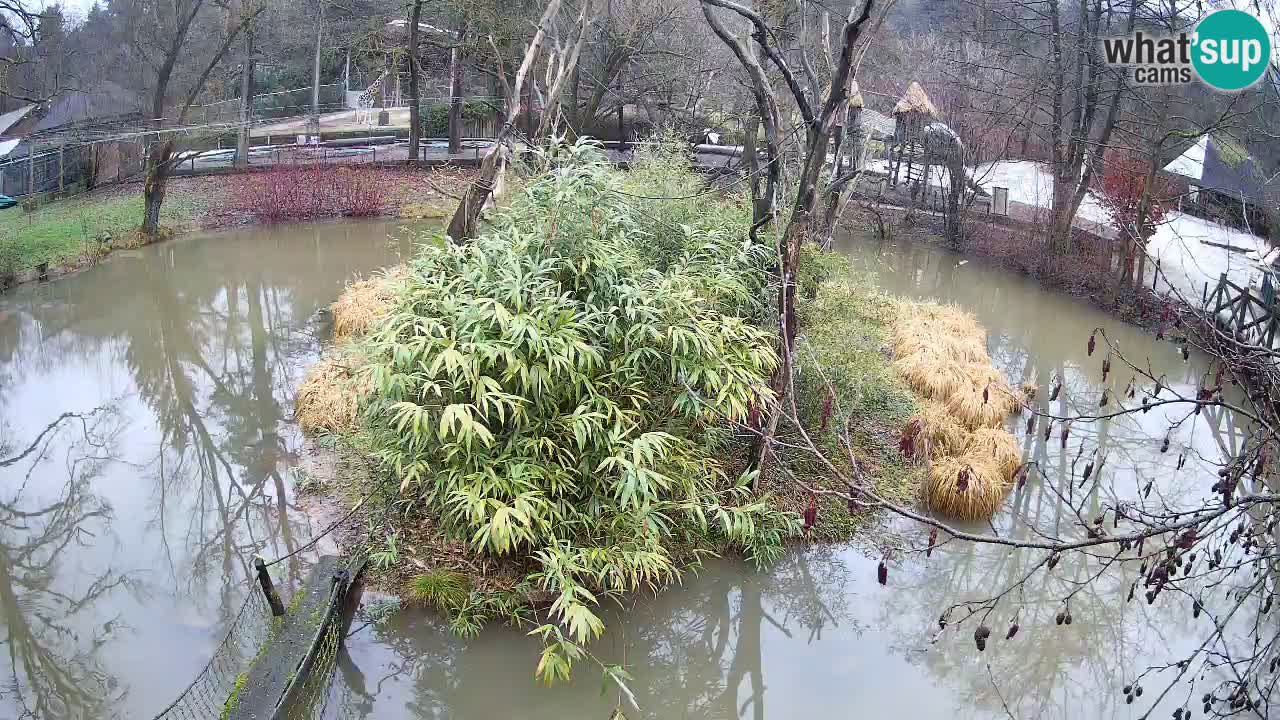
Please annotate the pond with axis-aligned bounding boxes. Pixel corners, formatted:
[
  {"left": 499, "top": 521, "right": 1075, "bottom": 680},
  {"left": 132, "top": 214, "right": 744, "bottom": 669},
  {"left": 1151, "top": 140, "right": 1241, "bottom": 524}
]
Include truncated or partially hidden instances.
[
  {"left": 0, "top": 221, "right": 1247, "bottom": 719},
  {"left": 0, "top": 220, "right": 414, "bottom": 719}
]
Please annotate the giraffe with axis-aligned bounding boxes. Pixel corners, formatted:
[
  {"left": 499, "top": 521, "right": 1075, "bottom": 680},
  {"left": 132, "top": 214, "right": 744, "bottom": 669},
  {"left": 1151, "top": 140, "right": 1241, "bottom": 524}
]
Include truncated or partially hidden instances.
[{"left": 354, "top": 68, "right": 390, "bottom": 126}]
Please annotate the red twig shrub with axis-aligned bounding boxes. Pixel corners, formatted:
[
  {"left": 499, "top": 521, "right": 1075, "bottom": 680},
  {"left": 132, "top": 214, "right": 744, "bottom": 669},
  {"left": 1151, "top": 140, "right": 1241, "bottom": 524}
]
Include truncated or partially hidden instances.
[
  {"left": 1096, "top": 149, "right": 1174, "bottom": 237},
  {"left": 229, "top": 164, "right": 387, "bottom": 223}
]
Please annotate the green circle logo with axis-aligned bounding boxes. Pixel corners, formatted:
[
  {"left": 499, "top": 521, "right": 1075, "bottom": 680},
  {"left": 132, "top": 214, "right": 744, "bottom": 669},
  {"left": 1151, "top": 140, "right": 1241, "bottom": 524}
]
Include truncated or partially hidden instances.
[{"left": 1192, "top": 9, "right": 1272, "bottom": 91}]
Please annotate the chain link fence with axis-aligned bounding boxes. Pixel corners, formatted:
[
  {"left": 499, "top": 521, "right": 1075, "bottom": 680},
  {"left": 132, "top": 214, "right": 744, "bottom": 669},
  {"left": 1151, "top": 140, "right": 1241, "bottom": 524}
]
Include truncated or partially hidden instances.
[
  {"left": 151, "top": 546, "right": 369, "bottom": 720},
  {"left": 147, "top": 588, "right": 275, "bottom": 720}
]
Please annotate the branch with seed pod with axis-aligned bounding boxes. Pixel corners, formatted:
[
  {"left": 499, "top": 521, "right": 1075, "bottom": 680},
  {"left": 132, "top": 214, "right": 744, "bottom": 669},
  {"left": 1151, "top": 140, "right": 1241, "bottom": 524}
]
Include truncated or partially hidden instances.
[{"left": 684, "top": 303, "right": 1280, "bottom": 712}]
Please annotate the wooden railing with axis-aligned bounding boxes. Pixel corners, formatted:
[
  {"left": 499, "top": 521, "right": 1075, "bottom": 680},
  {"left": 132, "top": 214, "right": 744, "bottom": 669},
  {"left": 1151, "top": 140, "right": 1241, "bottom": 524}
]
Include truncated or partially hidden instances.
[{"left": 1206, "top": 272, "right": 1280, "bottom": 347}]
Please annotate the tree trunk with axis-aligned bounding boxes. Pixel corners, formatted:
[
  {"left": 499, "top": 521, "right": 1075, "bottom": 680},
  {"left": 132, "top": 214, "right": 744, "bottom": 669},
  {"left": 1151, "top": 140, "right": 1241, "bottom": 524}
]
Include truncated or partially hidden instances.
[
  {"left": 235, "top": 27, "right": 255, "bottom": 169},
  {"left": 742, "top": 111, "right": 759, "bottom": 203},
  {"left": 944, "top": 155, "right": 965, "bottom": 249},
  {"left": 567, "top": 62, "right": 581, "bottom": 132},
  {"left": 309, "top": 2, "right": 323, "bottom": 136},
  {"left": 447, "top": 23, "right": 464, "bottom": 154},
  {"left": 407, "top": 0, "right": 423, "bottom": 160},
  {"left": 142, "top": 139, "right": 175, "bottom": 237},
  {"left": 380, "top": 54, "right": 391, "bottom": 109}
]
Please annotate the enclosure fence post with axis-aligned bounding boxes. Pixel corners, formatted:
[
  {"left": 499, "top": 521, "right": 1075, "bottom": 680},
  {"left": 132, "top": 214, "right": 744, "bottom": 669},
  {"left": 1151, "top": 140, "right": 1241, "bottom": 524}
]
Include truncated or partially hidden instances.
[{"left": 254, "top": 557, "right": 286, "bottom": 616}]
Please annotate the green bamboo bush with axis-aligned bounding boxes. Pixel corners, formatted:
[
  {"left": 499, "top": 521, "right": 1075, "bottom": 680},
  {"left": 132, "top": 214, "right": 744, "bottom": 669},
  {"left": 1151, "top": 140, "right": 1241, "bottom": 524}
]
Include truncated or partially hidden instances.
[{"left": 357, "top": 139, "right": 796, "bottom": 680}]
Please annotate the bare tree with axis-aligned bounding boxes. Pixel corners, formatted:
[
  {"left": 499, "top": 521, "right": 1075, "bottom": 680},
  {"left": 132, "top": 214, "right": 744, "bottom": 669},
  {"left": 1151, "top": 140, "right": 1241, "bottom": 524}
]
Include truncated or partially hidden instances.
[
  {"left": 445, "top": 0, "right": 579, "bottom": 242},
  {"left": 234, "top": 1, "right": 258, "bottom": 169},
  {"left": 1, "top": 0, "right": 57, "bottom": 104},
  {"left": 129, "top": 0, "right": 263, "bottom": 237},
  {"left": 407, "top": 0, "right": 424, "bottom": 160},
  {"left": 700, "top": 0, "right": 879, "bottom": 469}
]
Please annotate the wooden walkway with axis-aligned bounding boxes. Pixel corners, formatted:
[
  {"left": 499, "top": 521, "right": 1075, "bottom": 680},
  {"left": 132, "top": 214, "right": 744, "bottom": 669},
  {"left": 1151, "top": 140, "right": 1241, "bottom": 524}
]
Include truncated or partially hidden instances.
[{"left": 226, "top": 555, "right": 363, "bottom": 720}]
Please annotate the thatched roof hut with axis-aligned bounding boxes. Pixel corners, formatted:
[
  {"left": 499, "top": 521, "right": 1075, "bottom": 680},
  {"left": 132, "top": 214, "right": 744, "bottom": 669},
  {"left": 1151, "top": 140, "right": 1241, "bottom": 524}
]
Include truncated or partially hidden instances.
[
  {"left": 848, "top": 79, "right": 865, "bottom": 109},
  {"left": 893, "top": 81, "right": 939, "bottom": 118}
]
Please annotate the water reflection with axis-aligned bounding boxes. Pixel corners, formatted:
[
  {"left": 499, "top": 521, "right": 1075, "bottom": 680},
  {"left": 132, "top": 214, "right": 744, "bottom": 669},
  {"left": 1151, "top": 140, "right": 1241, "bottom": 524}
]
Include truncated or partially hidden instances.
[
  {"left": 323, "top": 233, "right": 1249, "bottom": 720},
  {"left": 0, "top": 406, "right": 130, "bottom": 719},
  {"left": 330, "top": 549, "right": 866, "bottom": 720},
  {"left": 0, "top": 220, "right": 416, "bottom": 718}
]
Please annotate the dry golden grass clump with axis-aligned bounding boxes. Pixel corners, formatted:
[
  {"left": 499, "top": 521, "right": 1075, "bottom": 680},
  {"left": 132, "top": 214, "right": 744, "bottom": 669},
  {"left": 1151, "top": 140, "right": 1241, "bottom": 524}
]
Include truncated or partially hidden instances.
[
  {"left": 298, "top": 269, "right": 405, "bottom": 435},
  {"left": 893, "top": 347, "right": 972, "bottom": 400},
  {"left": 964, "top": 428, "right": 1022, "bottom": 477},
  {"left": 944, "top": 364, "right": 1021, "bottom": 430},
  {"left": 924, "top": 456, "right": 1010, "bottom": 520},
  {"left": 892, "top": 301, "right": 1023, "bottom": 520},
  {"left": 915, "top": 400, "right": 971, "bottom": 456},
  {"left": 296, "top": 355, "right": 373, "bottom": 434},
  {"left": 331, "top": 267, "right": 404, "bottom": 342}
]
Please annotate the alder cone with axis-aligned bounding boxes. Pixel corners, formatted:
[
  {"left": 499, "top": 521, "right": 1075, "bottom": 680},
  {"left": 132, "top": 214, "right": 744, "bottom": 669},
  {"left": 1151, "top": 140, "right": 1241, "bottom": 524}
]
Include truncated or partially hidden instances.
[{"left": 974, "top": 625, "right": 990, "bottom": 651}]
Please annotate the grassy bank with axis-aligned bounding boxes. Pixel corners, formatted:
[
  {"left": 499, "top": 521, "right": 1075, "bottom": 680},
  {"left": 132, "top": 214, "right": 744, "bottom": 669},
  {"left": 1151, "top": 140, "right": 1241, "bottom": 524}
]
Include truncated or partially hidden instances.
[
  {"left": 0, "top": 166, "right": 473, "bottom": 290},
  {"left": 0, "top": 189, "right": 202, "bottom": 280}
]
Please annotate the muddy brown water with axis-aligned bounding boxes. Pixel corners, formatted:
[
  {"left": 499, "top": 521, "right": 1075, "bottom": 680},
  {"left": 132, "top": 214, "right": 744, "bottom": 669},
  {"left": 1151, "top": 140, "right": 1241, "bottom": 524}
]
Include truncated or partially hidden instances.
[{"left": 0, "top": 223, "right": 1251, "bottom": 719}]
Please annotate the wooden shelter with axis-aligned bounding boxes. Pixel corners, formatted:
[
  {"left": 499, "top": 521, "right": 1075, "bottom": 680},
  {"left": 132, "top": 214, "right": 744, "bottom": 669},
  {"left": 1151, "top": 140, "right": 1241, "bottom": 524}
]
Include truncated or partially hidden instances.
[{"left": 889, "top": 81, "right": 939, "bottom": 188}]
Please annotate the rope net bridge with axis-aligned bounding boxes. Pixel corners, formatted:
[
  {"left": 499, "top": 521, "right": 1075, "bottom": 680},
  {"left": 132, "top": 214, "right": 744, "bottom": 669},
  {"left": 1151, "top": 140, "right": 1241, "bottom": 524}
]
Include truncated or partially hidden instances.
[{"left": 150, "top": 545, "right": 369, "bottom": 720}]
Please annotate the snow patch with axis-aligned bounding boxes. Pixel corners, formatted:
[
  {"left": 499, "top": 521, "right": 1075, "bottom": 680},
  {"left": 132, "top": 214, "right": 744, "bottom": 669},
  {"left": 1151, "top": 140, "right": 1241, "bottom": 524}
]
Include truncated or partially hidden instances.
[{"left": 1146, "top": 213, "right": 1271, "bottom": 302}]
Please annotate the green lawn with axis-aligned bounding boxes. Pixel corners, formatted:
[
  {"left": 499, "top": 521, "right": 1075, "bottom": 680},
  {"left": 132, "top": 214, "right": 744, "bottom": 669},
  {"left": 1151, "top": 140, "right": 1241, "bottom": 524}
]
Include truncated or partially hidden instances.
[{"left": 0, "top": 189, "right": 199, "bottom": 277}]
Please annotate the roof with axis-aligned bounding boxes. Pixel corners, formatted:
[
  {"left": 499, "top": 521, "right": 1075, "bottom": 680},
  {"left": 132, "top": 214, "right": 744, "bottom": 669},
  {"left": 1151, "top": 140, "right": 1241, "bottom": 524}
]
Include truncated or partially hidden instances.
[
  {"left": 0, "top": 138, "right": 19, "bottom": 158},
  {"left": 1163, "top": 135, "right": 1206, "bottom": 180},
  {"left": 860, "top": 109, "right": 896, "bottom": 138},
  {"left": 893, "top": 81, "right": 939, "bottom": 117},
  {"left": 0, "top": 105, "right": 34, "bottom": 135},
  {"left": 30, "top": 81, "right": 141, "bottom": 135},
  {"left": 1201, "top": 136, "right": 1273, "bottom": 203},
  {"left": 848, "top": 80, "right": 864, "bottom": 109},
  {"left": 384, "top": 19, "right": 452, "bottom": 37}
]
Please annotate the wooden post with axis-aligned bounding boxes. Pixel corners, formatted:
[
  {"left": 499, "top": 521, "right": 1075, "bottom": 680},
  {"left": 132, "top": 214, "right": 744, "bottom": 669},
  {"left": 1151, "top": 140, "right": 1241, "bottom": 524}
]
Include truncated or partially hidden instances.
[
  {"left": 58, "top": 144, "right": 64, "bottom": 195},
  {"left": 27, "top": 142, "right": 35, "bottom": 196},
  {"left": 254, "top": 557, "right": 286, "bottom": 616}
]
